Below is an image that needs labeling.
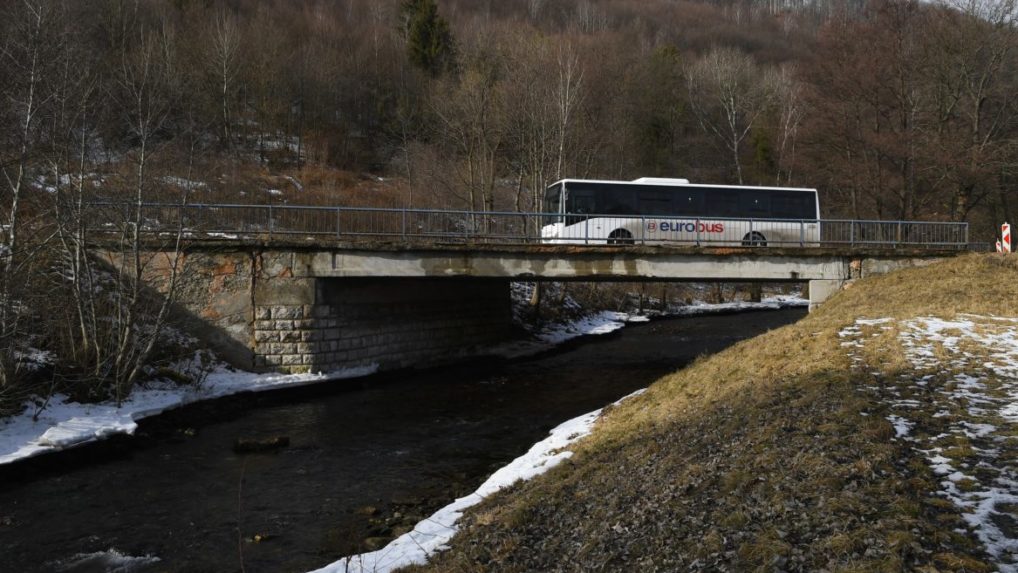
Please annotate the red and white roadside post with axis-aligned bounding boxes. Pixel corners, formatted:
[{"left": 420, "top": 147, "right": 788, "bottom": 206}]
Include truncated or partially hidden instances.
[
  {"left": 997, "top": 240, "right": 1003, "bottom": 253},
  {"left": 1003, "top": 222, "right": 1012, "bottom": 253}
]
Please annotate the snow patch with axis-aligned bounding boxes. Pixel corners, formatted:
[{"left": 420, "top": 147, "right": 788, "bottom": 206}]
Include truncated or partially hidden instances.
[
  {"left": 0, "top": 364, "right": 377, "bottom": 466},
  {"left": 841, "top": 315, "right": 1018, "bottom": 570},
  {"left": 310, "top": 389, "right": 646, "bottom": 573}
]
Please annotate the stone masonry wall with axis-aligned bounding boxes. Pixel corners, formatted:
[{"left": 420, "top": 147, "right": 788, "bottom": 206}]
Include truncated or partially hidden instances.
[{"left": 252, "top": 278, "right": 512, "bottom": 374}]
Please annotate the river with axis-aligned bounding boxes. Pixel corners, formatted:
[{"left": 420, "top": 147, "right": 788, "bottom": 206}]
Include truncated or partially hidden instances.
[{"left": 0, "top": 309, "right": 804, "bottom": 573}]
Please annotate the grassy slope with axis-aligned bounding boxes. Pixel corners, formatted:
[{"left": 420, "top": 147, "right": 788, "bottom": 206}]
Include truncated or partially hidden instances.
[{"left": 407, "top": 254, "right": 1018, "bottom": 572}]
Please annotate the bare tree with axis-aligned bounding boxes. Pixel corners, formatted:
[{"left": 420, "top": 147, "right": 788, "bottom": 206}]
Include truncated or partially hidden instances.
[
  {"left": 554, "top": 45, "right": 584, "bottom": 182},
  {"left": 0, "top": 0, "right": 60, "bottom": 392},
  {"left": 770, "top": 64, "right": 805, "bottom": 185},
  {"left": 686, "top": 47, "right": 775, "bottom": 184},
  {"left": 431, "top": 53, "right": 506, "bottom": 213},
  {"left": 206, "top": 11, "right": 242, "bottom": 149},
  {"left": 103, "top": 28, "right": 187, "bottom": 403}
]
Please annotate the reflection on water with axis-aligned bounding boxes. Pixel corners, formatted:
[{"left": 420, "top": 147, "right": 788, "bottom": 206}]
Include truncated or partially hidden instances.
[{"left": 0, "top": 309, "right": 804, "bottom": 573}]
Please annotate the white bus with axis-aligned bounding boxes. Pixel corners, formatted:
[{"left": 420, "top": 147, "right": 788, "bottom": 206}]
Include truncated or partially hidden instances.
[{"left": 540, "top": 177, "right": 820, "bottom": 246}]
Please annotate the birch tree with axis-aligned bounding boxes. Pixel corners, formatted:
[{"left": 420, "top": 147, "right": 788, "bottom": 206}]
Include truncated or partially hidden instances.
[
  {"left": 686, "top": 47, "right": 775, "bottom": 184},
  {"left": 0, "top": 0, "right": 60, "bottom": 392}
]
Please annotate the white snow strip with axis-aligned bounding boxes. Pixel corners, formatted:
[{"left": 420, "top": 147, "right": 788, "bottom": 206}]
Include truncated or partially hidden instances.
[
  {"left": 50, "top": 548, "right": 160, "bottom": 572},
  {"left": 310, "top": 389, "right": 647, "bottom": 573},
  {"left": 490, "top": 295, "right": 806, "bottom": 360},
  {"left": 0, "top": 364, "right": 377, "bottom": 466}
]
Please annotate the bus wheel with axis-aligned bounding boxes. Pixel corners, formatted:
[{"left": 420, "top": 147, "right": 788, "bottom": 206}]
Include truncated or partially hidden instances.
[
  {"left": 742, "top": 232, "right": 767, "bottom": 247},
  {"left": 608, "top": 229, "right": 634, "bottom": 245}
]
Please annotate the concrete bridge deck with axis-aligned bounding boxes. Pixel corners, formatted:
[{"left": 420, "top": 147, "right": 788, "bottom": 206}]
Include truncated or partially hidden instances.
[
  {"left": 111, "top": 238, "right": 959, "bottom": 375},
  {"left": 164, "top": 238, "right": 957, "bottom": 281}
]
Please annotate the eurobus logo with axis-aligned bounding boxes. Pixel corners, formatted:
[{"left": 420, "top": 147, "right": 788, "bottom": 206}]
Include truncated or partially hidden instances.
[{"left": 647, "top": 221, "right": 724, "bottom": 233}]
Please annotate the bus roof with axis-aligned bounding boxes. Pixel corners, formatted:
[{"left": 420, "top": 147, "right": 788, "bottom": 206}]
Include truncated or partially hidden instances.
[{"left": 546, "top": 178, "right": 817, "bottom": 193}]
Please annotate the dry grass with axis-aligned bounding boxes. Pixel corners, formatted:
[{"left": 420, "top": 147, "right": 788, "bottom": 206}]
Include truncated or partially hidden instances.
[{"left": 403, "top": 254, "right": 1018, "bottom": 572}]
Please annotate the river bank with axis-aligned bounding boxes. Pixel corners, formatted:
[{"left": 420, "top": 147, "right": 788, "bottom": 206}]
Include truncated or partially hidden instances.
[{"left": 0, "top": 307, "right": 805, "bottom": 573}]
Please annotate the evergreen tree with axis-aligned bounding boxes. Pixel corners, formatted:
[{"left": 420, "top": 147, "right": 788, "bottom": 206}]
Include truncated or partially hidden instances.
[{"left": 400, "top": 0, "right": 455, "bottom": 76}]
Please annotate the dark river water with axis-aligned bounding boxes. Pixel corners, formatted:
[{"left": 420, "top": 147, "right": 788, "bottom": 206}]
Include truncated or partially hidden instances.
[{"left": 0, "top": 309, "right": 804, "bottom": 573}]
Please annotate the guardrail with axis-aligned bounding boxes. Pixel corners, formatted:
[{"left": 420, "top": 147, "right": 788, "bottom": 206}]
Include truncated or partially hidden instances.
[{"left": 85, "top": 202, "right": 971, "bottom": 250}]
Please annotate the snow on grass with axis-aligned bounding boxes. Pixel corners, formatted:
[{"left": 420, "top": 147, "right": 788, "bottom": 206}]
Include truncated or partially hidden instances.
[
  {"left": 14, "top": 347, "right": 55, "bottom": 372},
  {"left": 161, "top": 176, "right": 207, "bottom": 190},
  {"left": 0, "top": 364, "right": 377, "bottom": 466},
  {"left": 840, "top": 315, "right": 1018, "bottom": 571},
  {"left": 310, "top": 388, "right": 646, "bottom": 573}
]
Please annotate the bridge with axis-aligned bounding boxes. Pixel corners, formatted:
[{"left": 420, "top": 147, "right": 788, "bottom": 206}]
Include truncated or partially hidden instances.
[{"left": 91, "top": 203, "right": 970, "bottom": 374}]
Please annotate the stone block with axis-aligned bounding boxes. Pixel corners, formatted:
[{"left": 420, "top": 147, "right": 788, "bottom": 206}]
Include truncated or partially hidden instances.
[
  {"left": 272, "top": 342, "right": 296, "bottom": 355},
  {"left": 254, "top": 330, "right": 276, "bottom": 343},
  {"left": 263, "top": 355, "right": 283, "bottom": 366},
  {"left": 272, "top": 306, "right": 302, "bottom": 320},
  {"left": 254, "top": 307, "right": 272, "bottom": 320},
  {"left": 274, "top": 320, "right": 294, "bottom": 330},
  {"left": 282, "top": 354, "right": 303, "bottom": 366},
  {"left": 280, "top": 330, "right": 301, "bottom": 342},
  {"left": 296, "top": 343, "right": 313, "bottom": 354},
  {"left": 255, "top": 320, "right": 275, "bottom": 330}
]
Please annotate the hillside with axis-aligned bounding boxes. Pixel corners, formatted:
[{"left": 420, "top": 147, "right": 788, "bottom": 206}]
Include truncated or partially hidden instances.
[{"left": 406, "top": 254, "right": 1018, "bottom": 572}]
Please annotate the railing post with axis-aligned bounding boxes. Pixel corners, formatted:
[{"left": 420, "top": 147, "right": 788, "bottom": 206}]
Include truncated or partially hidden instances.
[
  {"left": 799, "top": 220, "right": 804, "bottom": 247},
  {"left": 640, "top": 216, "right": 646, "bottom": 244},
  {"left": 585, "top": 217, "right": 589, "bottom": 245},
  {"left": 696, "top": 218, "right": 701, "bottom": 247},
  {"left": 335, "top": 208, "right": 341, "bottom": 239},
  {"left": 401, "top": 208, "right": 407, "bottom": 241},
  {"left": 850, "top": 221, "right": 855, "bottom": 246},
  {"left": 897, "top": 221, "right": 902, "bottom": 248},
  {"left": 268, "top": 204, "right": 274, "bottom": 240}
]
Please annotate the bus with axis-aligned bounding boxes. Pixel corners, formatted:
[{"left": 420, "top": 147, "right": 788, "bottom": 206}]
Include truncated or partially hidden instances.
[{"left": 540, "top": 177, "right": 820, "bottom": 246}]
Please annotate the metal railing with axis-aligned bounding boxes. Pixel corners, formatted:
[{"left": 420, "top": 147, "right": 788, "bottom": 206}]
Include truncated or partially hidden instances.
[{"left": 85, "top": 202, "right": 971, "bottom": 250}]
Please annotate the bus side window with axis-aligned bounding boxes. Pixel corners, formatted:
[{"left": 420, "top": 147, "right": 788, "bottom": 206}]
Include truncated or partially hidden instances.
[
  {"left": 739, "top": 192, "right": 770, "bottom": 217},
  {"left": 705, "top": 189, "right": 739, "bottom": 217},
  {"left": 602, "top": 188, "right": 636, "bottom": 214},
  {"left": 638, "top": 190, "right": 673, "bottom": 215},
  {"left": 772, "top": 192, "right": 813, "bottom": 219},
  {"left": 673, "top": 188, "right": 703, "bottom": 215},
  {"left": 566, "top": 190, "right": 597, "bottom": 225}
]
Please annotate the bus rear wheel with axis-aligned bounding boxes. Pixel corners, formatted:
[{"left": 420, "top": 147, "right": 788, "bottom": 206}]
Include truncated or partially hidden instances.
[
  {"left": 608, "top": 229, "right": 634, "bottom": 245},
  {"left": 742, "top": 232, "right": 767, "bottom": 247}
]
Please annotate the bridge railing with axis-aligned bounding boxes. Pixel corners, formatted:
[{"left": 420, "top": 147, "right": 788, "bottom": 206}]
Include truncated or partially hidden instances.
[{"left": 85, "top": 202, "right": 971, "bottom": 249}]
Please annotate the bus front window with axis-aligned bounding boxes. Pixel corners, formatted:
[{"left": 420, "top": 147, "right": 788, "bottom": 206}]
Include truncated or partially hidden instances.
[{"left": 543, "top": 184, "right": 561, "bottom": 214}]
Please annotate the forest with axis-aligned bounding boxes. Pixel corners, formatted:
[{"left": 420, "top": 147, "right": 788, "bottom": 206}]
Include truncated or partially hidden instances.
[{"left": 1, "top": 0, "right": 1017, "bottom": 406}]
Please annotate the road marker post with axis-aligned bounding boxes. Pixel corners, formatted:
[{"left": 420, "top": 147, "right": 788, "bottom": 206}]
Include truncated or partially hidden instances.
[{"left": 1003, "top": 222, "right": 1012, "bottom": 253}]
